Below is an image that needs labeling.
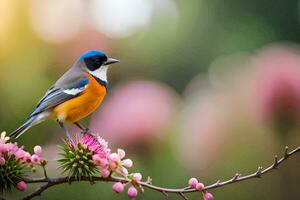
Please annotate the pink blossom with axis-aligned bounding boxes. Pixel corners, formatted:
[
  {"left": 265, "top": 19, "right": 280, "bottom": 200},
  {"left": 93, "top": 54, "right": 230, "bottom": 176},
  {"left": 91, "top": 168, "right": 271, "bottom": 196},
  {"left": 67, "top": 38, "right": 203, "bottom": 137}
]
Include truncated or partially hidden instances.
[
  {"left": 31, "top": 154, "right": 40, "bottom": 164},
  {"left": 15, "top": 149, "right": 26, "bottom": 160},
  {"left": 0, "top": 157, "right": 5, "bottom": 165},
  {"left": 112, "top": 182, "right": 124, "bottom": 193},
  {"left": 33, "top": 145, "right": 42, "bottom": 156},
  {"left": 122, "top": 159, "right": 133, "bottom": 168},
  {"left": 195, "top": 182, "right": 204, "bottom": 190},
  {"left": 127, "top": 186, "right": 138, "bottom": 199},
  {"left": 203, "top": 192, "right": 214, "bottom": 200},
  {"left": 133, "top": 173, "right": 142, "bottom": 182},
  {"left": 0, "top": 143, "right": 7, "bottom": 153},
  {"left": 188, "top": 178, "right": 198, "bottom": 188},
  {"left": 17, "top": 181, "right": 27, "bottom": 192}
]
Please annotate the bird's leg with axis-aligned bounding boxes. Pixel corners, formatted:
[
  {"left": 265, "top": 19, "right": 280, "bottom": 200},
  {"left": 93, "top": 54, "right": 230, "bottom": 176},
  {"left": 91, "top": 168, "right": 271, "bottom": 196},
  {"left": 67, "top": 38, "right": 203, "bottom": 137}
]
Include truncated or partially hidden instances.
[
  {"left": 57, "top": 120, "right": 72, "bottom": 140},
  {"left": 74, "top": 122, "right": 90, "bottom": 134}
]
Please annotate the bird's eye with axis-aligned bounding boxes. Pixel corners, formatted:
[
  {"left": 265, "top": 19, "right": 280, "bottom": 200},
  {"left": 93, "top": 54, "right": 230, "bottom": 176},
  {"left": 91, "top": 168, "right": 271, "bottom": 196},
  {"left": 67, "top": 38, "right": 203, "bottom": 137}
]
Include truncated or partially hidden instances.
[{"left": 84, "top": 56, "right": 103, "bottom": 71}]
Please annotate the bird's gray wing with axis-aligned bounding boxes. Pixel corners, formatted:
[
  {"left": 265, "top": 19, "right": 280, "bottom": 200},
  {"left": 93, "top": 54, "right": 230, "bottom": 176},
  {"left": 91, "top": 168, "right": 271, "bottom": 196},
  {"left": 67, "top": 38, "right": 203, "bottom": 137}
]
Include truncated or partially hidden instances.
[{"left": 29, "top": 76, "right": 89, "bottom": 118}]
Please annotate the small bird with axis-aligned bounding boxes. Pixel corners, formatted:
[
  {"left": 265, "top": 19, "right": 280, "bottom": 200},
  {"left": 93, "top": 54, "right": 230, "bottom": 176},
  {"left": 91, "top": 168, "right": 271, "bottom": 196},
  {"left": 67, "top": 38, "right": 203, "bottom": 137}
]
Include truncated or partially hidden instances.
[{"left": 10, "top": 50, "right": 119, "bottom": 138}]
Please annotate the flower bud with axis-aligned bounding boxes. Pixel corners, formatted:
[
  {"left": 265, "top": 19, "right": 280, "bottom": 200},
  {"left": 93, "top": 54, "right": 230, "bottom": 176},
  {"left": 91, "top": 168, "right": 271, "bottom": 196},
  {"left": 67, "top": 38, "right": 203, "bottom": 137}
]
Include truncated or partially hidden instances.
[
  {"left": 117, "top": 149, "right": 126, "bottom": 159},
  {"left": 195, "top": 183, "right": 204, "bottom": 191},
  {"left": 203, "top": 192, "right": 214, "bottom": 200},
  {"left": 128, "top": 186, "right": 138, "bottom": 199},
  {"left": 101, "top": 169, "right": 110, "bottom": 178},
  {"left": 17, "top": 181, "right": 27, "bottom": 192},
  {"left": 112, "top": 182, "right": 124, "bottom": 193},
  {"left": 188, "top": 178, "right": 198, "bottom": 188},
  {"left": 122, "top": 159, "right": 133, "bottom": 168},
  {"left": 109, "top": 153, "right": 119, "bottom": 162},
  {"left": 0, "top": 157, "right": 5, "bottom": 165},
  {"left": 31, "top": 154, "right": 40, "bottom": 164},
  {"left": 133, "top": 173, "right": 142, "bottom": 182},
  {"left": 33, "top": 145, "right": 42, "bottom": 156}
]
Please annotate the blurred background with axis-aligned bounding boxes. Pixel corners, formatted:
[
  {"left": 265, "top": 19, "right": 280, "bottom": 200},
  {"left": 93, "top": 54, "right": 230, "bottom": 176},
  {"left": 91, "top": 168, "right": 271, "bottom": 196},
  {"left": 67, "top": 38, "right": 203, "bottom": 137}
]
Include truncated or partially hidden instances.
[{"left": 1, "top": 0, "right": 300, "bottom": 199}]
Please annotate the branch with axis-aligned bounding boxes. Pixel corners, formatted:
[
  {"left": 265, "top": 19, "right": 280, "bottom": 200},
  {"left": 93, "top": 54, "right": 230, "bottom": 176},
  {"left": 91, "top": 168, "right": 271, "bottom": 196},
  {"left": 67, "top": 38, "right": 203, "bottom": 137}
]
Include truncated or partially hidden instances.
[{"left": 21, "top": 145, "right": 300, "bottom": 200}]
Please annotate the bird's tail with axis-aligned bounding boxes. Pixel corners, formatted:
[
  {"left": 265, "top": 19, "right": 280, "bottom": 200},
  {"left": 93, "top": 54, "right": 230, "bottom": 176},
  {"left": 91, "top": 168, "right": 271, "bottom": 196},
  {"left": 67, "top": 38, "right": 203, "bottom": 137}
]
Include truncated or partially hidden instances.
[{"left": 10, "top": 117, "right": 37, "bottom": 138}]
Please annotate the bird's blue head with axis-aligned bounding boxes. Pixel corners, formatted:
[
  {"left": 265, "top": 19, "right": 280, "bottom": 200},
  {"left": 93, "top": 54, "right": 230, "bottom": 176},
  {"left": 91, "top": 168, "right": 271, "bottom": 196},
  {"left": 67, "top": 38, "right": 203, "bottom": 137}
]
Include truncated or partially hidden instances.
[{"left": 79, "top": 50, "right": 119, "bottom": 71}]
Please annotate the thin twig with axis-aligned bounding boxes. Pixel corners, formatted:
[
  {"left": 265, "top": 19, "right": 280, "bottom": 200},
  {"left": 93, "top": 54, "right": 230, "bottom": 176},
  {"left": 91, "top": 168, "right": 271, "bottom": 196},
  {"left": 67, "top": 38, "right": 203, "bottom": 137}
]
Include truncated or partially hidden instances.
[{"left": 21, "top": 146, "right": 300, "bottom": 200}]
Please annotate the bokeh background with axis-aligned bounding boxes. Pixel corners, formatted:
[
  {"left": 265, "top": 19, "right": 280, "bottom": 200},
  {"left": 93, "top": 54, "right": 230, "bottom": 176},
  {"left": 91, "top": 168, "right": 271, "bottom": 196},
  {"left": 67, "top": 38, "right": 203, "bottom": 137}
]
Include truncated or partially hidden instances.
[{"left": 1, "top": 0, "right": 300, "bottom": 199}]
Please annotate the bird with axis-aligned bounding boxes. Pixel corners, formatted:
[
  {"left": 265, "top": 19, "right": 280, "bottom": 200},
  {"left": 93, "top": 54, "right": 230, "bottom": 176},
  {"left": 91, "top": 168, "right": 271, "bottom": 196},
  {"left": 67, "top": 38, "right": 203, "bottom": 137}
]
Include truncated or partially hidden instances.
[{"left": 10, "top": 50, "right": 119, "bottom": 139}]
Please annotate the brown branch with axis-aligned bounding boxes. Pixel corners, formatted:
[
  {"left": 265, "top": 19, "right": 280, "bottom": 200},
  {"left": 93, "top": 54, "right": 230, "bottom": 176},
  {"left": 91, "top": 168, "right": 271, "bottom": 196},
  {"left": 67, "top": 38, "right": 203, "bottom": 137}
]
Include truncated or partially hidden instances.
[{"left": 21, "top": 146, "right": 300, "bottom": 200}]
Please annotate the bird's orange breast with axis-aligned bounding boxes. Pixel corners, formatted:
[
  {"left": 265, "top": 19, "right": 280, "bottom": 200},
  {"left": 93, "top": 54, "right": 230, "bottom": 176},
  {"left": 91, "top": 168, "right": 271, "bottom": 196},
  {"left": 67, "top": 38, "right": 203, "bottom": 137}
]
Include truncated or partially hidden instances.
[{"left": 53, "top": 73, "right": 106, "bottom": 123}]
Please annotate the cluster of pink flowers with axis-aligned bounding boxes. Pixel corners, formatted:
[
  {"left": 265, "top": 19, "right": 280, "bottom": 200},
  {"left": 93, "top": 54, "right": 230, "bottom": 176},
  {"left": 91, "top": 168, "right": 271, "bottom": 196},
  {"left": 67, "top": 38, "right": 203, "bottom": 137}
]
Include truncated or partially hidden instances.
[
  {"left": 0, "top": 132, "right": 42, "bottom": 165},
  {"left": 66, "top": 133, "right": 142, "bottom": 199},
  {"left": 0, "top": 132, "right": 43, "bottom": 192},
  {"left": 188, "top": 178, "right": 214, "bottom": 200}
]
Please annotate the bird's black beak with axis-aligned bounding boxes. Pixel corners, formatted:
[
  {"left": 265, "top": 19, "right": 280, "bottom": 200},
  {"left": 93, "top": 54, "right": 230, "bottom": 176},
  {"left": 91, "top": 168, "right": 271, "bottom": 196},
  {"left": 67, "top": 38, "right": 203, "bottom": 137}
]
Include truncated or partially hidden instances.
[{"left": 104, "top": 58, "right": 119, "bottom": 65}]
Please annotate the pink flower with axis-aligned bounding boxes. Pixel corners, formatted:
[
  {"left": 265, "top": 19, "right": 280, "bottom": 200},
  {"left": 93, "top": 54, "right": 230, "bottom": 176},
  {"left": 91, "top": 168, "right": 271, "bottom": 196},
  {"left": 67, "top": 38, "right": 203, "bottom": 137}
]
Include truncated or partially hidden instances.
[
  {"left": 31, "top": 154, "right": 40, "bottom": 164},
  {"left": 203, "top": 192, "right": 214, "bottom": 200},
  {"left": 112, "top": 182, "right": 124, "bottom": 193},
  {"left": 33, "top": 145, "right": 42, "bottom": 156},
  {"left": 17, "top": 181, "right": 27, "bottom": 192},
  {"left": 133, "top": 173, "right": 142, "bottom": 182},
  {"left": 0, "top": 157, "right": 5, "bottom": 165},
  {"left": 195, "top": 182, "right": 204, "bottom": 190},
  {"left": 188, "top": 178, "right": 198, "bottom": 188},
  {"left": 15, "top": 149, "right": 26, "bottom": 160},
  {"left": 122, "top": 159, "right": 133, "bottom": 168},
  {"left": 127, "top": 186, "right": 138, "bottom": 199}
]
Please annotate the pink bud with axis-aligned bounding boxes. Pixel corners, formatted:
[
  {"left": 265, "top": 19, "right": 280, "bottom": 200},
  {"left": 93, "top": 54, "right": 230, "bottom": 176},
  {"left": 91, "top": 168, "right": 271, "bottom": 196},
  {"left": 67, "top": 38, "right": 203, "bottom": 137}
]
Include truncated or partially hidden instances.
[
  {"left": 31, "top": 154, "right": 40, "bottom": 164},
  {"left": 188, "top": 178, "right": 198, "bottom": 188},
  {"left": 121, "top": 167, "right": 128, "bottom": 175},
  {"left": 127, "top": 186, "right": 138, "bottom": 199},
  {"left": 109, "top": 161, "right": 117, "bottom": 169},
  {"left": 101, "top": 169, "right": 110, "bottom": 178},
  {"left": 203, "top": 192, "right": 214, "bottom": 200},
  {"left": 109, "top": 153, "right": 119, "bottom": 162},
  {"left": 195, "top": 183, "right": 204, "bottom": 190},
  {"left": 117, "top": 149, "right": 126, "bottom": 159},
  {"left": 0, "top": 157, "right": 5, "bottom": 165},
  {"left": 24, "top": 152, "right": 31, "bottom": 162},
  {"left": 122, "top": 159, "right": 133, "bottom": 168},
  {"left": 133, "top": 173, "right": 142, "bottom": 182},
  {"left": 17, "top": 181, "right": 27, "bottom": 192},
  {"left": 33, "top": 145, "right": 42, "bottom": 156},
  {"left": 112, "top": 182, "right": 124, "bottom": 193}
]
